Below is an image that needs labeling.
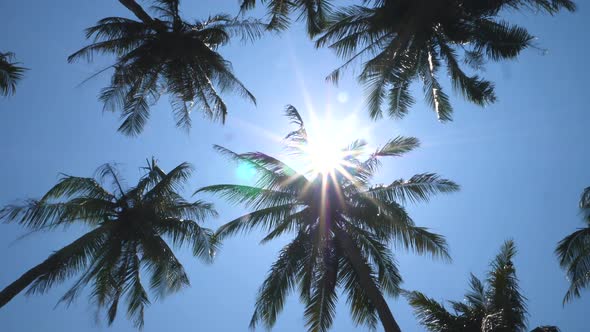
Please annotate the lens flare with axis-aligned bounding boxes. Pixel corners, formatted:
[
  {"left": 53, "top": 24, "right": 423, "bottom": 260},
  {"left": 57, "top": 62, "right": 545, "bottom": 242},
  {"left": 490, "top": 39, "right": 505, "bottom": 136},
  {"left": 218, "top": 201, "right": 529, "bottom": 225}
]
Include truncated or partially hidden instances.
[{"left": 305, "top": 137, "right": 346, "bottom": 175}]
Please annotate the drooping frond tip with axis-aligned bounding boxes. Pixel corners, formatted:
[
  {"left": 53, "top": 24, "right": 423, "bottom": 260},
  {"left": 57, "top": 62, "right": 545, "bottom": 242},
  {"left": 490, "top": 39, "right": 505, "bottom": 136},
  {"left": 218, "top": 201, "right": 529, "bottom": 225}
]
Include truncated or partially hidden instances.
[{"left": 0, "top": 51, "right": 27, "bottom": 96}]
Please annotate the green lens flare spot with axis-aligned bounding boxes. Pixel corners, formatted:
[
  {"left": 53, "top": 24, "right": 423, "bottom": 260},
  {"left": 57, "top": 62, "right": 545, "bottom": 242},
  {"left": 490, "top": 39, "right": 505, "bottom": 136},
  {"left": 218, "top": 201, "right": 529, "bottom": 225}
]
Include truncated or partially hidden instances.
[{"left": 235, "top": 162, "right": 256, "bottom": 181}]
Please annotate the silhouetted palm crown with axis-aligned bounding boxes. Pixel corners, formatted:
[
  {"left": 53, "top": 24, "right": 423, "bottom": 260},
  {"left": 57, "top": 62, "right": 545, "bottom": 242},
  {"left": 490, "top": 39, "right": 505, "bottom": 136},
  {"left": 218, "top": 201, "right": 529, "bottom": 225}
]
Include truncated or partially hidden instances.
[
  {"left": 530, "top": 327, "right": 561, "bottom": 332},
  {"left": 69, "top": 0, "right": 265, "bottom": 135},
  {"left": 407, "top": 240, "right": 559, "bottom": 332},
  {"left": 556, "top": 186, "right": 590, "bottom": 302},
  {"left": 198, "top": 106, "right": 459, "bottom": 332},
  {"left": 239, "top": 0, "right": 332, "bottom": 36},
  {"left": 316, "top": 0, "right": 576, "bottom": 121},
  {"left": 0, "top": 160, "right": 217, "bottom": 328},
  {"left": 0, "top": 51, "right": 26, "bottom": 96}
]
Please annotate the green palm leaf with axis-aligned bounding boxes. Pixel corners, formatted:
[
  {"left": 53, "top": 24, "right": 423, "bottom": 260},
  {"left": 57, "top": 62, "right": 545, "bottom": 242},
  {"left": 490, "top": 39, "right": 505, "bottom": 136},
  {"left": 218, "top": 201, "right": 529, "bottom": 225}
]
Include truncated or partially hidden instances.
[
  {"left": 250, "top": 232, "right": 309, "bottom": 329},
  {"left": 363, "top": 173, "right": 459, "bottom": 205},
  {"left": 556, "top": 186, "right": 590, "bottom": 302},
  {"left": 0, "top": 51, "right": 27, "bottom": 96},
  {"left": 239, "top": 0, "right": 332, "bottom": 36},
  {"left": 406, "top": 291, "right": 458, "bottom": 332}
]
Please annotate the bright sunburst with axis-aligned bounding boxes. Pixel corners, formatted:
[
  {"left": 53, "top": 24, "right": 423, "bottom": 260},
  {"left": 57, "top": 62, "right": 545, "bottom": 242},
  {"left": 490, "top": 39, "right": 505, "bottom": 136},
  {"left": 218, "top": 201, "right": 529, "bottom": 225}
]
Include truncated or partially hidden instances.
[
  {"left": 299, "top": 110, "right": 371, "bottom": 178},
  {"left": 303, "top": 135, "right": 347, "bottom": 175}
]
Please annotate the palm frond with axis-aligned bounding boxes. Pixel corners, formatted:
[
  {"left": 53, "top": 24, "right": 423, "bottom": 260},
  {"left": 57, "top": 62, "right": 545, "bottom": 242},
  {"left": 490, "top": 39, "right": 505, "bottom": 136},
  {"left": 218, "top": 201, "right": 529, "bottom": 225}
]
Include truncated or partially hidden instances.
[
  {"left": 406, "top": 291, "right": 458, "bottom": 332},
  {"left": 284, "top": 105, "right": 309, "bottom": 146},
  {"left": 436, "top": 34, "right": 496, "bottom": 106},
  {"left": 202, "top": 16, "right": 266, "bottom": 44},
  {"left": 420, "top": 49, "right": 453, "bottom": 121},
  {"left": 141, "top": 234, "right": 190, "bottom": 299},
  {"left": 486, "top": 240, "right": 528, "bottom": 332},
  {"left": 303, "top": 247, "right": 339, "bottom": 332},
  {"left": 471, "top": 20, "right": 534, "bottom": 61},
  {"left": 250, "top": 232, "right": 309, "bottom": 329},
  {"left": 0, "top": 199, "right": 114, "bottom": 230},
  {"left": 556, "top": 229, "right": 590, "bottom": 302},
  {"left": 212, "top": 145, "right": 309, "bottom": 194},
  {"left": 0, "top": 52, "right": 27, "bottom": 96},
  {"left": 345, "top": 223, "right": 402, "bottom": 296},
  {"left": 464, "top": 273, "right": 487, "bottom": 312},
  {"left": 259, "top": 208, "right": 310, "bottom": 243},
  {"left": 125, "top": 251, "right": 150, "bottom": 329},
  {"left": 144, "top": 162, "right": 192, "bottom": 200},
  {"left": 338, "top": 255, "right": 379, "bottom": 329},
  {"left": 196, "top": 184, "right": 296, "bottom": 210},
  {"left": 364, "top": 173, "right": 460, "bottom": 205},
  {"left": 40, "top": 175, "right": 114, "bottom": 202},
  {"left": 238, "top": 0, "right": 332, "bottom": 36},
  {"left": 372, "top": 136, "right": 420, "bottom": 158},
  {"left": 95, "top": 163, "right": 127, "bottom": 197},
  {"left": 386, "top": 222, "right": 450, "bottom": 260},
  {"left": 25, "top": 225, "right": 112, "bottom": 296},
  {"left": 162, "top": 199, "right": 217, "bottom": 221},
  {"left": 360, "top": 38, "right": 417, "bottom": 120},
  {"left": 156, "top": 217, "right": 217, "bottom": 262},
  {"left": 214, "top": 204, "right": 299, "bottom": 240}
]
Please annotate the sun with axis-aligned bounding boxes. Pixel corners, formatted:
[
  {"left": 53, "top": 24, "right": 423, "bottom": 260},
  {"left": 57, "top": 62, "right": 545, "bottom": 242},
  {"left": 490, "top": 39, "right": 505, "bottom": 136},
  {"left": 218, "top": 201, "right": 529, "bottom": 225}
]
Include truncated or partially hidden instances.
[
  {"left": 305, "top": 137, "right": 346, "bottom": 175},
  {"left": 299, "top": 111, "right": 371, "bottom": 177}
]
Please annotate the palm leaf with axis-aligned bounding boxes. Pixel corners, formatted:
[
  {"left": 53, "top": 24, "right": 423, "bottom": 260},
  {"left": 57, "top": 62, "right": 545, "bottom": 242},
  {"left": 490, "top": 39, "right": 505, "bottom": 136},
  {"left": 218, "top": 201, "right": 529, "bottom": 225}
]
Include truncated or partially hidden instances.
[
  {"left": 363, "top": 173, "right": 459, "bottom": 205},
  {"left": 406, "top": 291, "right": 458, "bottom": 332},
  {"left": 250, "top": 232, "right": 309, "bottom": 329},
  {"left": 0, "top": 52, "right": 27, "bottom": 96}
]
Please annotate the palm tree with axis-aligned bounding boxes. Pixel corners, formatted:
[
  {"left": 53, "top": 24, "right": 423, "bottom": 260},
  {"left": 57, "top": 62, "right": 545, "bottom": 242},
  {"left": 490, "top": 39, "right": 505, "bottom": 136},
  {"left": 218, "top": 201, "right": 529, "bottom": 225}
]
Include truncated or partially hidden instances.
[
  {"left": 555, "top": 186, "right": 590, "bottom": 302},
  {"left": 68, "top": 0, "right": 266, "bottom": 136},
  {"left": 0, "top": 159, "right": 217, "bottom": 328},
  {"left": 0, "top": 51, "right": 26, "bottom": 96},
  {"left": 238, "top": 0, "right": 332, "bottom": 36},
  {"left": 530, "top": 327, "right": 560, "bottom": 332},
  {"left": 198, "top": 105, "right": 459, "bottom": 332},
  {"left": 316, "top": 0, "right": 576, "bottom": 122},
  {"left": 407, "top": 240, "right": 559, "bottom": 332}
]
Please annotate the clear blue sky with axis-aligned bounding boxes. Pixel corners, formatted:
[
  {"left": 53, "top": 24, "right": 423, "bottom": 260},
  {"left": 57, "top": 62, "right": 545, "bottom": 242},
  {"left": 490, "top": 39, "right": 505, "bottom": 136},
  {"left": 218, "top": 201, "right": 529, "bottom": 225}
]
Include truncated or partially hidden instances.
[{"left": 0, "top": 1, "right": 588, "bottom": 331}]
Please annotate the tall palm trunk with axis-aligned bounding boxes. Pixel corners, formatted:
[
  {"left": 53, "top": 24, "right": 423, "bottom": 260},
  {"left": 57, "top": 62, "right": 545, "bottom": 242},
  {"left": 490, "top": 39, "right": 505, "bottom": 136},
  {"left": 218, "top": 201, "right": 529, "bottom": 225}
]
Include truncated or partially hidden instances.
[
  {"left": 333, "top": 226, "right": 402, "bottom": 332},
  {"left": 0, "top": 227, "right": 106, "bottom": 308},
  {"left": 0, "top": 259, "right": 54, "bottom": 308}
]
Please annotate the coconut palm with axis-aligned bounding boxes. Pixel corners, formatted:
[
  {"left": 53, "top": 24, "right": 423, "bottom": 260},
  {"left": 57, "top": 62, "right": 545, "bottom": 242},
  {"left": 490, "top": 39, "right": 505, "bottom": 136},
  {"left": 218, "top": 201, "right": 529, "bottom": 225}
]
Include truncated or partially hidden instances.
[
  {"left": 0, "top": 159, "right": 217, "bottom": 328},
  {"left": 68, "top": 0, "right": 266, "bottom": 136},
  {"left": 555, "top": 186, "right": 590, "bottom": 302},
  {"left": 407, "top": 240, "right": 559, "bottom": 332},
  {"left": 198, "top": 105, "right": 459, "bottom": 332},
  {"left": 239, "top": 0, "right": 332, "bottom": 36},
  {"left": 0, "top": 51, "right": 26, "bottom": 96},
  {"left": 316, "top": 0, "right": 576, "bottom": 122}
]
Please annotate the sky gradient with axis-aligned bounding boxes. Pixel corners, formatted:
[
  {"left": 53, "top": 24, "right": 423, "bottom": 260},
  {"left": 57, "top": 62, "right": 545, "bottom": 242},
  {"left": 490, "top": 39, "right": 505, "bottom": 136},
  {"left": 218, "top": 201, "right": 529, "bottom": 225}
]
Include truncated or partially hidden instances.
[{"left": 0, "top": 0, "right": 588, "bottom": 331}]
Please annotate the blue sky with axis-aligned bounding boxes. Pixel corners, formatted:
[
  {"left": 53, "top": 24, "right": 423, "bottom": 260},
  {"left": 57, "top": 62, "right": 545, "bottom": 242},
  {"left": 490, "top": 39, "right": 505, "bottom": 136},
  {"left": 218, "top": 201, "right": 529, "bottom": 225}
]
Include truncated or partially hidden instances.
[{"left": 0, "top": 0, "right": 588, "bottom": 331}]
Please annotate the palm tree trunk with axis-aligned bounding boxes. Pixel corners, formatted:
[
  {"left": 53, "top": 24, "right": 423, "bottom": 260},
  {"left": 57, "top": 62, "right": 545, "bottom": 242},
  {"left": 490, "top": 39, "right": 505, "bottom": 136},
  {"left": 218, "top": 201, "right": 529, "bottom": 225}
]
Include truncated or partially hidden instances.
[
  {"left": 334, "top": 227, "right": 402, "bottom": 332},
  {"left": 0, "top": 257, "right": 55, "bottom": 308},
  {"left": 117, "top": 0, "right": 155, "bottom": 25},
  {"left": 0, "top": 227, "right": 107, "bottom": 308}
]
